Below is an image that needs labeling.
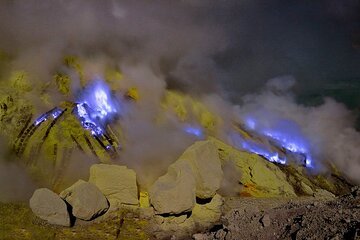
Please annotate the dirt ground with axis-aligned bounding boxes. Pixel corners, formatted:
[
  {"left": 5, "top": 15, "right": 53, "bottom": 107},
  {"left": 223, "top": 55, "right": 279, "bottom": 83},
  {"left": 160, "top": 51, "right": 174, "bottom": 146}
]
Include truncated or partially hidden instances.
[
  {"left": 1, "top": 187, "right": 360, "bottom": 240},
  {"left": 195, "top": 187, "right": 360, "bottom": 240}
]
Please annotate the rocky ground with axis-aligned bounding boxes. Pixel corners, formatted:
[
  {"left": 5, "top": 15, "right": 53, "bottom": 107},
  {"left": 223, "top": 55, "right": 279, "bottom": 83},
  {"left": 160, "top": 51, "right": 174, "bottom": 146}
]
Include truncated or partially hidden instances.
[
  {"left": 1, "top": 187, "right": 359, "bottom": 240},
  {"left": 196, "top": 186, "right": 360, "bottom": 240},
  {"left": 1, "top": 139, "right": 358, "bottom": 240}
]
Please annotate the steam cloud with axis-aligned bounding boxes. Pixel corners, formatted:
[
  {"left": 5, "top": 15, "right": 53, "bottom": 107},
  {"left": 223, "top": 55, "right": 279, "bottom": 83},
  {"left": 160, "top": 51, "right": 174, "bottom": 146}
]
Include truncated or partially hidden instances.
[{"left": 0, "top": 0, "right": 359, "bottom": 201}]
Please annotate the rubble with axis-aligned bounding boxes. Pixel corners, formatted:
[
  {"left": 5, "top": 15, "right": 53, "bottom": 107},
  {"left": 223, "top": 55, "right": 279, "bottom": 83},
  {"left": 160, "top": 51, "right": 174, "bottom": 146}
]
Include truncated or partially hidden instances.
[
  {"left": 200, "top": 189, "right": 360, "bottom": 240},
  {"left": 60, "top": 179, "right": 109, "bottom": 220},
  {"left": 89, "top": 164, "right": 138, "bottom": 208},
  {"left": 13, "top": 135, "right": 360, "bottom": 239},
  {"left": 29, "top": 188, "right": 70, "bottom": 227}
]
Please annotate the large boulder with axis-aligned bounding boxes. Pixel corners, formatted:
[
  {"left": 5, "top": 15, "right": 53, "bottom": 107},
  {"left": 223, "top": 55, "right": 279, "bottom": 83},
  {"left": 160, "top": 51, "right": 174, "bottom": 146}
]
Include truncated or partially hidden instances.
[
  {"left": 149, "top": 160, "right": 196, "bottom": 214},
  {"left": 29, "top": 188, "right": 70, "bottom": 226},
  {"left": 89, "top": 164, "right": 138, "bottom": 207},
  {"left": 179, "top": 141, "right": 223, "bottom": 199},
  {"left": 210, "top": 137, "right": 297, "bottom": 197},
  {"left": 60, "top": 179, "right": 109, "bottom": 220}
]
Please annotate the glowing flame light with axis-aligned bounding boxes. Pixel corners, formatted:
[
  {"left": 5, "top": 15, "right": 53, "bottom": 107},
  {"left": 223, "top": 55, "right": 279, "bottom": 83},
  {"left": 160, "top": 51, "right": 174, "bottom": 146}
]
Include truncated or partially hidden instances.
[
  {"left": 229, "top": 131, "right": 287, "bottom": 165},
  {"left": 75, "top": 79, "right": 122, "bottom": 137},
  {"left": 183, "top": 124, "right": 204, "bottom": 138},
  {"left": 242, "top": 117, "right": 314, "bottom": 168},
  {"left": 34, "top": 107, "right": 64, "bottom": 126}
]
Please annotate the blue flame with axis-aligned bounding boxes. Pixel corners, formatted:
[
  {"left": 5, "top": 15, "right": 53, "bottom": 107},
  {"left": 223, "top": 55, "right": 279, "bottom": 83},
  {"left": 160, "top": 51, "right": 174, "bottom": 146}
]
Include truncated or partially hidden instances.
[
  {"left": 76, "top": 79, "right": 121, "bottom": 125},
  {"left": 242, "top": 140, "right": 287, "bottom": 165},
  {"left": 183, "top": 124, "right": 204, "bottom": 138},
  {"left": 74, "top": 79, "right": 122, "bottom": 137},
  {"left": 229, "top": 131, "right": 287, "bottom": 165},
  {"left": 242, "top": 117, "right": 314, "bottom": 167},
  {"left": 34, "top": 107, "right": 64, "bottom": 126}
]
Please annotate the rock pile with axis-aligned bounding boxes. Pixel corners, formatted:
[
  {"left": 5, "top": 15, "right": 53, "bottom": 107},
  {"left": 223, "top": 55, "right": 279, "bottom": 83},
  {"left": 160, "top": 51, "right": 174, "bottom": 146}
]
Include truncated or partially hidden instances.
[
  {"left": 29, "top": 138, "right": 351, "bottom": 239},
  {"left": 29, "top": 164, "right": 138, "bottom": 226}
]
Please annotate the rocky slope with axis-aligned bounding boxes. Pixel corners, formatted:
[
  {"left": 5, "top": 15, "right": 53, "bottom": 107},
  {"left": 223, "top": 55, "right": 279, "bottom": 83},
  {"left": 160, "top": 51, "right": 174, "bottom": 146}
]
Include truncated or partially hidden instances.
[{"left": 2, "top": 138, "right": 356, "bottom": 240}]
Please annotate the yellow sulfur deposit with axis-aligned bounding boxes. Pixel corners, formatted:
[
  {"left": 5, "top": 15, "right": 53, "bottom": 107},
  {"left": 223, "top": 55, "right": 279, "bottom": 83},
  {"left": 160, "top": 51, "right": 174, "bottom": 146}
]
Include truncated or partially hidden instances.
[{"left": 161, "top": 91, "right": 221, "bottom": 134}]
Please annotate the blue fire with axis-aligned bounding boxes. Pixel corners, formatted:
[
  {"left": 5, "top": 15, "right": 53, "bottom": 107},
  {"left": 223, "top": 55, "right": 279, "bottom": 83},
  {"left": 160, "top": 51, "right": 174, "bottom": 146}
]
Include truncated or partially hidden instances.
[
  {"left": 229, "top": 131, "right": 287, "bottom": 165},
  {"left": 183, "top": 124, "right": 204, "bottom": 138},
  {"left": 75, "top": 79, "right": 122, "bottom": 137},
  {"left": 34, "top": 107, "right": 64, "bottom": 126},
  {"left": 242, "top": 117, "right": 314, "bottom": 167}
]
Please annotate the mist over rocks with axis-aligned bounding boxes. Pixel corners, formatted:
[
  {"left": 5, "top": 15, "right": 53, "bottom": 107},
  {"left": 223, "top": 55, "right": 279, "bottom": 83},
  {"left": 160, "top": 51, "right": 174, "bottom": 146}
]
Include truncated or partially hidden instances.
[
  {"left": 24, "top": 137, "right": 355, "bottom": 240},
  {"left": 0, "top": 1, "right": 359, "bottom": 238},
  {"left": 0, "top": 0, "right": 359, "bottom": 203}
]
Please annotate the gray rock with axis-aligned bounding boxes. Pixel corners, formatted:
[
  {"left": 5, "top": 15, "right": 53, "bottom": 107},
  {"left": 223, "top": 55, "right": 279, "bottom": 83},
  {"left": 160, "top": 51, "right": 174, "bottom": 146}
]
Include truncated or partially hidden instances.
[
  {"left": 179, "top": 140, "right": 223, "bottom": 199},
  {"left": 29, "top": 188, "right": 70, "bottom": 226},
  {"left": 89, "top": 164, "right": 138, "bottom": 208},
  {"left": 149, "top": 160, "right": 196, "bottom": 214},
  {"left": 260, "top": 214, "right": 271, "bottom": 227},
  {"left": 149, "top": 140, "right": 223, "bottom": 215},
  {"left": 60, "top": 179, "right": 109, "bottom": 220}
]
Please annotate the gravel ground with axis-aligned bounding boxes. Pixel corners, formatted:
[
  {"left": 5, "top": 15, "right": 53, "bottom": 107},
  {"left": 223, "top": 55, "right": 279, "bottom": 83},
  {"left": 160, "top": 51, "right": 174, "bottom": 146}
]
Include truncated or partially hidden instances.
[{"left": 194, "top": 187, "right": 360, "bottom": 240}]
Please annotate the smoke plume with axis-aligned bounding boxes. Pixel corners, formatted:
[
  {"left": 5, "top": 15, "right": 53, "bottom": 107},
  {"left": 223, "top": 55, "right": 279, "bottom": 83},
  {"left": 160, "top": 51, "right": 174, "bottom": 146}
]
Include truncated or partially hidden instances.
[{"left": 0, "top": 0, "right": 359, "bottom": 201}]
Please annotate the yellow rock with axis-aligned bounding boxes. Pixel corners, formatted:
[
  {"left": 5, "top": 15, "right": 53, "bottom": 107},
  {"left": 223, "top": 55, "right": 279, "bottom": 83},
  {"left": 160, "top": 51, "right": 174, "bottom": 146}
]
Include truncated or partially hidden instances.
[
  {"left": 192, "top": 194, "right": 224, "bottom": 229},
  {"left": 179, "top": 140, "right": 223, "bottom": 199},
  {"left": 89, "top": 164, "right": 139, "bottom": 207},
  {"left": 161, "top": 91, "right": 220, "bottom": 134},
  {"left": 139, "top": 191, "right": 150, "bottom": 208},
  {"left": 209, "top": 137, "right": 297, "bottom": 197},
  {"left": 126, "top": 87, "right": 139, "bottom": 101}
]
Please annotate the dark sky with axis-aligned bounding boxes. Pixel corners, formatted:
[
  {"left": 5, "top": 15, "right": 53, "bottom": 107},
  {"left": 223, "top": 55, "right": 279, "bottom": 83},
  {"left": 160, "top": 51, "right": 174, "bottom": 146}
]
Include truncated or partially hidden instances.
[
  {"left": 209, "top": 1, "right": 360, "bottom": 106},
  {"left": 0, "top": 0, "right": 359, "bottom": 108}
]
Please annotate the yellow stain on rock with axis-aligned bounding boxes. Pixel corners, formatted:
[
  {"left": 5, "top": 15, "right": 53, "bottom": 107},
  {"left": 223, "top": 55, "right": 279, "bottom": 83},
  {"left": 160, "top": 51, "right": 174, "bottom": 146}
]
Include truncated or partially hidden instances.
[{"left": 162, "top": 91, "right": 221, "bottom": 134}]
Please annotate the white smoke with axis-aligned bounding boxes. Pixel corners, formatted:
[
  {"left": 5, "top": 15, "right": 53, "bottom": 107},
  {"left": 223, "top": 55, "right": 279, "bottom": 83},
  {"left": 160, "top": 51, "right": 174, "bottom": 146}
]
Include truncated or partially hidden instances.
[
  {"left": 0, "top": 0, "right": 359, "bottom": 203},
  {"left": 235, "top": 76, "right": 360, "bottom": 183}
]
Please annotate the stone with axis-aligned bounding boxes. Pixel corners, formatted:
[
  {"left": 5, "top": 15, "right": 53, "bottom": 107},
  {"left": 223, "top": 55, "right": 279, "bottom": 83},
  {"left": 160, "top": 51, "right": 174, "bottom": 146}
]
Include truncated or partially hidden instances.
[
  {"left": 192, "top": 233, "right": 209, "bottom": 240},
  {"left": 151, "top": 214, "right": 196, "bottom": 240},
  {"left": 260, "top": 214, "right": 271, "bottom": 227},
  {"left": 60, "top": 179, "right": 109, "bottom": 220},
  {"left": 89, "top": 164, "right": 138, "bottom": 207},
  {"left": 313, "top": 189, "right": 336, "bottom": 199},
  {"left": 192, "top": 194, "right": 224, "bottom": 229},
  {"left": 300, "top": 181, "right": 314, "bottom": 195},
  {"left": 209, "top": 137, "right": 297, "bottom": 197},
  {"left": 149, "top": 160, "right": 196, "bottom": 214},
  {"left": 179, "top": 140, "right": 223, "bottom": 199},
  {"left": 29, "top": 188, "right": 70, "bottom": 226}
]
